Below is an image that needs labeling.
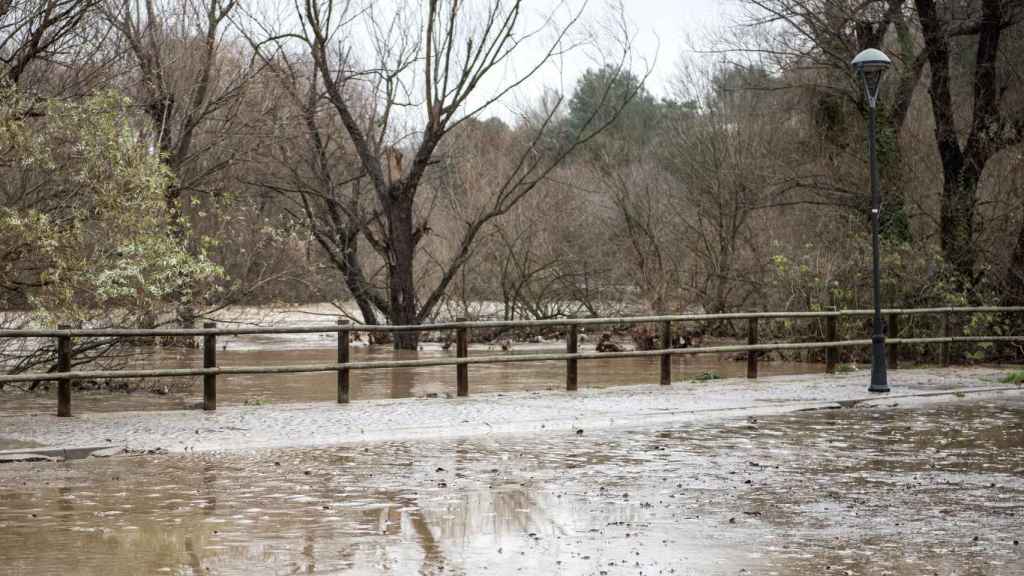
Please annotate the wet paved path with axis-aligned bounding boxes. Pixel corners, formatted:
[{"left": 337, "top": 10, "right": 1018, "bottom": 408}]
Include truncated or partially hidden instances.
[
  {"left": 0, "top": 368, "right": 1017, "bottom": 455},
  {"left": 0, "top": 364, "right": 1019, "bottom": 569},
  {"left": 1, "top": 389, "right": 1022, "bottom": 575}
]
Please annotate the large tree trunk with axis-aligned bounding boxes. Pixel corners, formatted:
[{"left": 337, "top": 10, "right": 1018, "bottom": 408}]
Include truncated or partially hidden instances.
[
  {"left": 1004, "top": 209, "right": 1024, "bottom": 307},
  {"left": 939, "top": 161, "right": 979, "bottom": 286},
  {"left": 998, "top": 207, "right": 1024, "bottom": 359},
  {"left": 914, "top": 0, "right": 1006, "bottom": 291},
  {"left": 387, "top": 193, "right": 420, "bottom": 350}
]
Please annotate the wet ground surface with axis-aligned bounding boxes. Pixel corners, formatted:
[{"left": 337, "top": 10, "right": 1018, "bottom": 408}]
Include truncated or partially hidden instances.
[
  {"left": 2, "top": 369, "right": 1008, "bottom": 455},
  {"left": 2, "top": 396, "right": 1022, "bottom": 575}
]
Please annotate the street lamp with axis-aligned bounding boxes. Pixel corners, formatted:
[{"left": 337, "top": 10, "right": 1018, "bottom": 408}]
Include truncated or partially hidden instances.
[{"left": 852, "top": 48, "right": 891, "bottom": 393}]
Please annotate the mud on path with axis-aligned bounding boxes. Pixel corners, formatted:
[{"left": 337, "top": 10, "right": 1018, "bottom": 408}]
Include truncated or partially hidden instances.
[{"left": 0, "top": 379, "right": 1022, "bottom": 575}]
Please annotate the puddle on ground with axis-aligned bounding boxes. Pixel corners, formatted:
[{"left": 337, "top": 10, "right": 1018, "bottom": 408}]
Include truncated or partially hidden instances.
[{"left": 1, "top": 398, "right": 1021, "bottom": 575}]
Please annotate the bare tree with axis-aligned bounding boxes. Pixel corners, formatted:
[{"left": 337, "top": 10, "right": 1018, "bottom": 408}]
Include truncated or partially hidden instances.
[
  {"left": 242, "top": 52, "right": 389, "bottom": 325},
  {"left": 102, "top": 0, "right": 255, "bottom": 328},
  {"left": 913, "top": 0, "right": 1024, "bottom": 290},
  {"left": 733, "top": 0, "right": 1024, "bottom": 290},
  {"left": 0, "top": 0, "right": 99, "bottom": 86},
  {"left": 246, "top": 0, "right": 640, "bottom": 348},
  {"left": 661, "top": 75, "right": 781, "bottom": 315},
  {"left": 725, "top": 0, "right": 925, "bottom": 237}
]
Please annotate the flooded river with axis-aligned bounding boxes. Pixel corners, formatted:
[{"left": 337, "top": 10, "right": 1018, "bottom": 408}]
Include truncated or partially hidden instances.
[
  {"left": 2, "top": 329, "right": 829, "bottom": 414},
  {"left": 1, "top": 398, "right": 1021, "bottom": 575}
]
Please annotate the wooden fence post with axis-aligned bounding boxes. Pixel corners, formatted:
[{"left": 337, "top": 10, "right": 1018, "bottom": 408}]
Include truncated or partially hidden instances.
[
  {"left": 566, "top": 323, "right": 579, "bottom": 391},
  {"left": 942, "top": 311, "right": 952, "bottom": 367},
  {"left": 337, "top": 319, "right": 350, "bottom": 404},
  {"left": 888, "top": 313, "right": 899, "bottom": 370},
  {"left": 57, "top": 324, "right": 72, "bottom": 417},
  {"left": 825, "top": 316, "right": 838, "bottom": 374},
  {"left": 660, "top": 320, "right": 672, "bottom": 386},
  {"left": 747, "top": 318, "right": 759, "bottom": 379},
  {"left": 456, "top": 319, "right": 468, "bottom": 397},
  {"left": 203, "top": 322, "right": 217, "bottom": 411}
]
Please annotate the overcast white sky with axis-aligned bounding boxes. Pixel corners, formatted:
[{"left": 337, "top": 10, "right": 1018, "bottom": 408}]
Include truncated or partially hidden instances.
[
  {"left": 301, "top": 1, "right": 741, "bottom": 127},
  {"left": 602, "top": 0, "right": 735, "bottom": 96},
  {"left": 467, "top": 0, "right": 738, "bottom": 120}
]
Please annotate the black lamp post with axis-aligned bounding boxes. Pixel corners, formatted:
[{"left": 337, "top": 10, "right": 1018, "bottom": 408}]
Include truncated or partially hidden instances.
[{"left": 852, "top": 48, "right": 891, "bottom": 394}]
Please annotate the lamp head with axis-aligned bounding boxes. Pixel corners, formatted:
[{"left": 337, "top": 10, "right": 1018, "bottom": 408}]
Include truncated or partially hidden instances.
[
  {"left": 852, "top": 48, "right": 891, "bottom": 108},
  {"left": 851, "top": 48, "right": 892, "bottom": 74}
]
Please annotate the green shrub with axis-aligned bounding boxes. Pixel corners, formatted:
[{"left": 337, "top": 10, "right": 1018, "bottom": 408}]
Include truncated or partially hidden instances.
[{"left": 1000, "top": 371, "right": 1024, "bottom": 384}]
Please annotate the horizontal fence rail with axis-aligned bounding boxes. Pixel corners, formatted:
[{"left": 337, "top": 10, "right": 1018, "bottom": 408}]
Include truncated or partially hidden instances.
[{"left": 1, "top": 307, "right": 1022, "bottom": 416}]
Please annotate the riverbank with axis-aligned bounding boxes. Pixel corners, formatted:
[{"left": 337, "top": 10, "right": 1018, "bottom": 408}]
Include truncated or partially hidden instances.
[{"left": 1, "top": 367, "right": 1019, "bottom": 458}]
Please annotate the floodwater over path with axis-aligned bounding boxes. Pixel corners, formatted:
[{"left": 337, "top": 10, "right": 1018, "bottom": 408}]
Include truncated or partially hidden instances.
[{"left": 2, "top": 397, "right": 1021, "bottom": 575}]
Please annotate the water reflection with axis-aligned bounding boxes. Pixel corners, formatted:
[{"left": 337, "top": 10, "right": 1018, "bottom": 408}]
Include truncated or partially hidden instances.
[{"left": 1, "top": 398, "right": 1021, "bottom": 574}]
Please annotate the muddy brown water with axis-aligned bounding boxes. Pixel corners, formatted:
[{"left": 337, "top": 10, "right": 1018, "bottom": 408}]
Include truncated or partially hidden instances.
[
  {"left": 1, "top": 332, "right": 831, "bottom": 413},
  {"left": 1, "top": 398, "right": 1021, "bottom": 575}
]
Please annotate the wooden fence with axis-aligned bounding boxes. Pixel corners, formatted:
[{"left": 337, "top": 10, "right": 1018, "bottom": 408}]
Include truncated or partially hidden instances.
[{"left": 1, "top": 307, "right": 1022, "bottom": 416}]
